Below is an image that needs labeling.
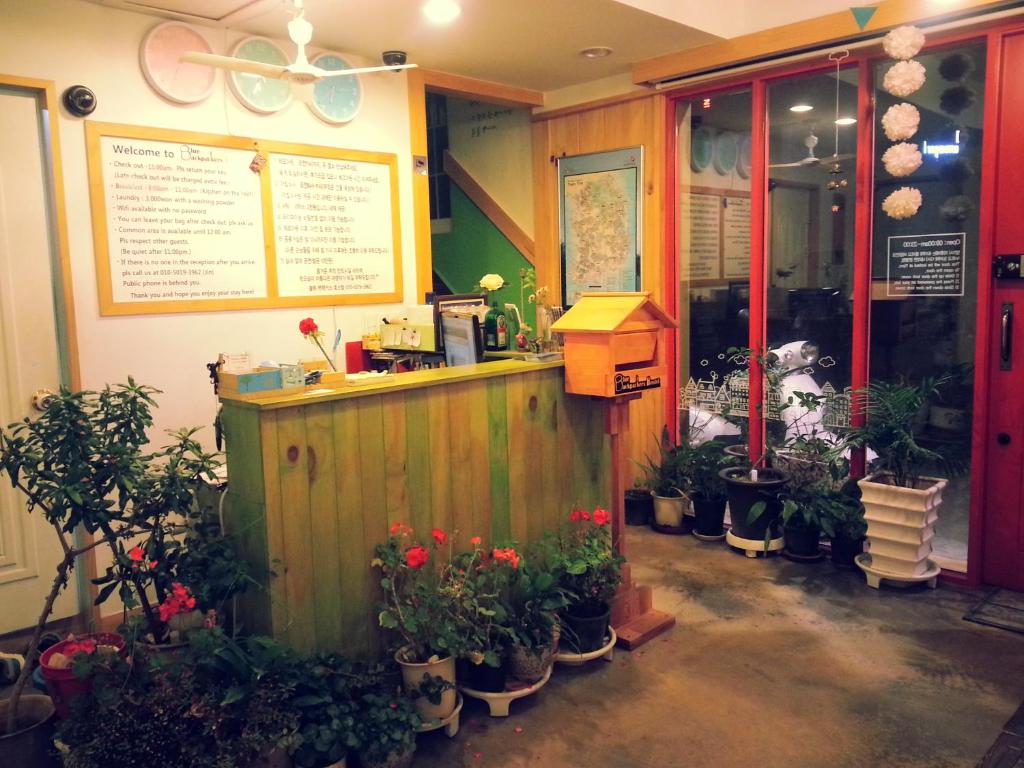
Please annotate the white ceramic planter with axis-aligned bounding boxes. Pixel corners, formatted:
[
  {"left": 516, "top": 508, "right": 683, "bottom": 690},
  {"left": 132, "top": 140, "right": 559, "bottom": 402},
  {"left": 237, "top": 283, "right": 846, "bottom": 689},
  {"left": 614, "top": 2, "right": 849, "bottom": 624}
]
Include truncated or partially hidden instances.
[
  {"left": 396, "top": 650, "right": 457, "bottom": 724},
  {"left": 651, "top": 492, "right": 688, "bottom": 527},
  {"left": 858, "top": 472, "right": 946, "bottom": 577}
]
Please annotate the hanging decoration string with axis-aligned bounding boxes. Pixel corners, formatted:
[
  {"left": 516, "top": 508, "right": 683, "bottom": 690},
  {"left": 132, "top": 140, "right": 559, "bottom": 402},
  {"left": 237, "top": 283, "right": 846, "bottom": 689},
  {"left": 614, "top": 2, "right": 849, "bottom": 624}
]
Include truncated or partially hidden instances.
[{"left": 828, "top": 49, "right": 850, "bottom": 160}]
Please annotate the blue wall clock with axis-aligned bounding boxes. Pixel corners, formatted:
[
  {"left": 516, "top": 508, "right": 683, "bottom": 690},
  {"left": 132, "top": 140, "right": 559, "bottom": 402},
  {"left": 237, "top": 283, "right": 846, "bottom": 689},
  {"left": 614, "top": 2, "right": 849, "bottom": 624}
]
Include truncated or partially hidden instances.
[
  {"left": 309, "top": 53, "right": 363, "bottom": 124},
  {"left": 691, "top": 126, "right": 714, "bottom": 172},
  {"left": 228, "top": 37, "right": 292, "bottom": 114}
]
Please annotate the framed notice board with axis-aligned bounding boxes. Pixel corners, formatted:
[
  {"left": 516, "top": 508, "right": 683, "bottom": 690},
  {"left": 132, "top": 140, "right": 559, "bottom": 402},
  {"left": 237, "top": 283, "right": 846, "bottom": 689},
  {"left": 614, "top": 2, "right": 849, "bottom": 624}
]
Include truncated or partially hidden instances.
[{"left": 85, "top": 121, "right": 403, "bottom": 316}]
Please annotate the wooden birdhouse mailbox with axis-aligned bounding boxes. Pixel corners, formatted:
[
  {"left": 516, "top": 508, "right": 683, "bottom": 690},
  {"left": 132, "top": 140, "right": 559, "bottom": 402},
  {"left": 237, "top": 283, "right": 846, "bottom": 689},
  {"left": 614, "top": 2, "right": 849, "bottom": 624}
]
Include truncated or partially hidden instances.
[{"left": 551, "top": 292, "right": 676, "bottom": 399}]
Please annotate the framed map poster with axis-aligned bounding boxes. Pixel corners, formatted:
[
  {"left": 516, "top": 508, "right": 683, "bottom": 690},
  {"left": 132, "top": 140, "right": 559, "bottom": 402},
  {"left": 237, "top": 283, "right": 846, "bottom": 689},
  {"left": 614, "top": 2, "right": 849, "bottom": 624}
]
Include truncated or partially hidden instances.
[{"left": 558, "top": 147, "right": 642, "bottom": 306}]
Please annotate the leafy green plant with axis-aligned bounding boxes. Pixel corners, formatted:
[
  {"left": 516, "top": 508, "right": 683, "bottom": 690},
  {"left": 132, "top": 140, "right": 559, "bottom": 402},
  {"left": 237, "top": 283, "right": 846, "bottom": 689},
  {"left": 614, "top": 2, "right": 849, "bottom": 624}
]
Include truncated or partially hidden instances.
[
  {"left": 637, "top": 425, "right": 688, "bottom": 497},
  {"left": 0, "top": 381, "right": 217, "bottom": 734},
  {"left": 289, "top": 654, "right": 365, "bottom": 768},
  {"left": 680, "top": 440, "right": 738, "bottom": 501},
  {"left": 503, "top": 558, "right": 569, "bottom": 652},
  {"left": 353, "top": 688, "right": 419, "bottom": 768},
  {"left": 448, "top": 543, "right": 517, "bottom": 668},
  {"left": 544, "top": 507, "right": 624, "bottom": 614},
  {"left": 832, "top": 374, "right": 967, "bottom": 488}
]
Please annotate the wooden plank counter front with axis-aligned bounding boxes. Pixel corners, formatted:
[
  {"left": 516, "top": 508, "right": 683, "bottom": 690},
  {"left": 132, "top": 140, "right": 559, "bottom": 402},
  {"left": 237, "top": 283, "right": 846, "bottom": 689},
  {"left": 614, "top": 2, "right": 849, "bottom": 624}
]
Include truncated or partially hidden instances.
[{"left": 220, "top": 360, "right": 611, "bottom": 658}]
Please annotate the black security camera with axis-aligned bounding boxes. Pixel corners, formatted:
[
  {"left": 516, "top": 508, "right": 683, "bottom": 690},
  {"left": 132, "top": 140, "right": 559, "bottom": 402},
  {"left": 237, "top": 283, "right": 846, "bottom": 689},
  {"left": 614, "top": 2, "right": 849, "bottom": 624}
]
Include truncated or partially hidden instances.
[
  {"left": 62, "top": 85, "right": 97, "bottom": 117},
  {"left": 382, "top": 50, "right": 407, "bottom": 68}
]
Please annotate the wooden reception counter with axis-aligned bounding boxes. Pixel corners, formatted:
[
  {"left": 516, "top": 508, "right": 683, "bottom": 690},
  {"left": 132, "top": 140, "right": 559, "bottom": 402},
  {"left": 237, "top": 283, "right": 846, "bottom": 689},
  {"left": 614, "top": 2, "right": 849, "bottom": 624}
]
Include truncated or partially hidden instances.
[{"left": 220, "top": 359, "right": 611, "bottom": 658}]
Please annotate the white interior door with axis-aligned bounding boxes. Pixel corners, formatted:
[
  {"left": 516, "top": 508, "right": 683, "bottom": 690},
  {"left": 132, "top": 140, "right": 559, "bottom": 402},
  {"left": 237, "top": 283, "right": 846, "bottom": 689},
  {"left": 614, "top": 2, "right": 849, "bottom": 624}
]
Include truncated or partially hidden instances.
[{"left": 0, "top": 85, "right": 77, "bottom": 634}]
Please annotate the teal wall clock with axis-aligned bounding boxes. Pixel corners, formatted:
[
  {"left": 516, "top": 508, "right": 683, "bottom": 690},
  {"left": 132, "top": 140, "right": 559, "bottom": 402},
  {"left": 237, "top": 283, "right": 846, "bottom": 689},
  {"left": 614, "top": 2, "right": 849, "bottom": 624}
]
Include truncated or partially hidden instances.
[
  {"left": 690, "top": 126, "right": 714, "bottom": 172},
  {"left": 713, "top": 131, "right": 738, "bottom": 175},
  {"left": 228, "top": 37, "right": 292, "bottom": 114},
  {"left": 309, "top": 53, "right": 362, "bottom": 124}
]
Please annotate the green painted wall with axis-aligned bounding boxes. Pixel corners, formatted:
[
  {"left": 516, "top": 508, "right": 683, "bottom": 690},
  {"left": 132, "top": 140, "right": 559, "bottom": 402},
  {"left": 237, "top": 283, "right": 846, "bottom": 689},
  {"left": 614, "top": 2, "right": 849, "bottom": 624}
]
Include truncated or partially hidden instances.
[{"left": 432, "top": 186, "right": 535, "bottom": 330}]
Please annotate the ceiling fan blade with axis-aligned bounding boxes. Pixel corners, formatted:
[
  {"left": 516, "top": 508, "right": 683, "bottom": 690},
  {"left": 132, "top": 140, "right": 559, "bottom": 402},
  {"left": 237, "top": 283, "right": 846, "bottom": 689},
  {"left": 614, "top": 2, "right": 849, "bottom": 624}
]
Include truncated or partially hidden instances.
[
  {"left": 181, "top": 52, "right": 288, "bottom": 79},
  {"left": 316, "top": 63, "right": 419, "bottom": 78}
]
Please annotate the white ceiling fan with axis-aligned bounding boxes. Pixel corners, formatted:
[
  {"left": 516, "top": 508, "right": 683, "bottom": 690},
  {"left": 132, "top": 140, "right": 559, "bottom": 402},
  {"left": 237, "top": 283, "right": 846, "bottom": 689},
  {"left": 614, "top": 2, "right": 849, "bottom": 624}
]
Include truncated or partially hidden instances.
[{"left": 180, "top": 0, "right": 417, "bottom": 85}]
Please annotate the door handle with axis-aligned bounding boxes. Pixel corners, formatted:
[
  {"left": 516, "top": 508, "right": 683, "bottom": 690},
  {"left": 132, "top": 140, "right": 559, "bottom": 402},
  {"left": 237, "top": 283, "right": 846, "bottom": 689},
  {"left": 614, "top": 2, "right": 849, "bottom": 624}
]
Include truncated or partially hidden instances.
[{"left": 1002, "top": 303, "right": 1013, "bottom": 371}]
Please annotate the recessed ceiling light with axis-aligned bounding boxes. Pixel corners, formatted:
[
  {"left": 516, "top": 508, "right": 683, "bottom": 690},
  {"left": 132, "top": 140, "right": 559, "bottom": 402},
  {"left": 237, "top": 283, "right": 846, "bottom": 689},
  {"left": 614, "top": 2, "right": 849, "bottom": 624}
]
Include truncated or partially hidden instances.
[
  {"left": 834, "top": 117, "right": 857, "bottom": 126},
  {"left": 790, "top": 104, "right": 813, "bottom": 113},
  {"left": 423, "top": 0, "right": 461, "bottom": 25},
  {"left": 579, "top": 46, "right": 613, "bottom": 59}
]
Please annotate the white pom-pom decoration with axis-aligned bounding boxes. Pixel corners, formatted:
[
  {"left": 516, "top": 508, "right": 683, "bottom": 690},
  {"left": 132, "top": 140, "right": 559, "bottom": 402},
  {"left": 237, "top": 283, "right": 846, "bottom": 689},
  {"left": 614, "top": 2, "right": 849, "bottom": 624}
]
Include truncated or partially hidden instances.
[
  {"left": 881, "top": 103, "right": 920, "bottom": 141},
  {"left": 882, "top": 143, "right": 923, "bottom": 177},
  {"left": 883, "top": 26, "right": 926, "bottom": 60},
  {"left": 883, "top": 60, "right": 927, "bottom": 98},
  {"left": 882, "top": 187, "right": 923, "bottom": 220}
]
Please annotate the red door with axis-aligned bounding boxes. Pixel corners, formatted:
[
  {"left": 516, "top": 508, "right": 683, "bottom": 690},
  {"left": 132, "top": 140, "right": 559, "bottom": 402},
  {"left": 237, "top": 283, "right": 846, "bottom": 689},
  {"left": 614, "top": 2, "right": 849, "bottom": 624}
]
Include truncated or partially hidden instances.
[{"left": 982, "top": 32, "right": 1024, "bottom": 590}]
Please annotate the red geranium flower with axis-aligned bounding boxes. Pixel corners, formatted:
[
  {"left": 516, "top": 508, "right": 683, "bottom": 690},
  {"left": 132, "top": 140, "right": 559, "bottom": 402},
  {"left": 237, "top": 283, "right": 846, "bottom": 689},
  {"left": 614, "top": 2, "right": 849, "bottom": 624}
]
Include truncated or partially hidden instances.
[
  {"left": 298, "top": 317, "right": 318, "bottom": 336},
  {"left": 405, "top": 545, "right": 430, "bottom": 570},
  {"left": 593, "top": 507, "right": 611, "bottom": 526},
  {"left": 470, "top": 536, "right": 482, "bottom": 547},
  {"left": 431, "top": 528, "right": 448, "bottom": 546},
  {"left": 128, "top": 546, "right": 144, "bottom": 562},
  {"left": 158, "top": 582, "right": 196, "bottom": 623},
  {"left": 492, "top": 547, "right": 521, "bottom": 569},
  {"left": 389, "top": 522, "right": 412, "bottom": 537}
]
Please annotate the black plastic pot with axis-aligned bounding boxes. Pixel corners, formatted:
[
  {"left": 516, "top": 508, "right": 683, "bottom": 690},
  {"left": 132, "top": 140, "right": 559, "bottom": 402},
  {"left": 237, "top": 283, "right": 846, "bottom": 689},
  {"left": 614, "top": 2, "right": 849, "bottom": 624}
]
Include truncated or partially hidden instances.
[
  {"left": 692, "top": 494, "right": 727, "bottom": 538},
  {"left": 784, "top": 525, "right": 822, "bottom": 559},
  {"left": 561, "top": 603, "right": 611, "bottom": 653},
  {"left": 464, "top": 655, "right": 508, "bottom": 693},
  {"left": 719, "top": 467, "right": 789, "bottom": 541},
  {"left": 0, "top": 695, "right": 58, "bottom": 768},
  {"left": 624, "top": 489, "right": 654, "bottom": 526},
  {"left": 830, "top": 534, "right": 865, "bottom": 568}
]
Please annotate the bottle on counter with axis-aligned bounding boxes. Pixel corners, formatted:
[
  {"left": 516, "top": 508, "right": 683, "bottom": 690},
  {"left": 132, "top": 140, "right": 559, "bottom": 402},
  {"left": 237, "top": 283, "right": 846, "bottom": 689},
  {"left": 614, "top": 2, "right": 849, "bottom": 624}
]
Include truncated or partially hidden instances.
[{"left": 484, "top": 303, "right": 508, "bottom": 351}]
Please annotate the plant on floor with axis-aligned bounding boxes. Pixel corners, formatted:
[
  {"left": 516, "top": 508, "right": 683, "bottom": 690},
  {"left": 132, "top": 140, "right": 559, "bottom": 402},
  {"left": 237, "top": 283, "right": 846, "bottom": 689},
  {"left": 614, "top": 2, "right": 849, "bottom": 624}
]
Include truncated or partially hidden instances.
[
  {"left": 831, "top": 374, "right": 967, "bottom": 488},
  {"left": 0, "top": 381, "right": 218, "bottom": 738},
  {"left": 352, "top": 685, "right": 420, "bottom": 768},
  {"left": 502, "top": 555, "right": 569, "bottom": 682},
  {"left": 289, "top": 655, "right": 365, "bottom": 768},
  {"left": 682, "top": 440, "right": 739, "bottom": 537}
]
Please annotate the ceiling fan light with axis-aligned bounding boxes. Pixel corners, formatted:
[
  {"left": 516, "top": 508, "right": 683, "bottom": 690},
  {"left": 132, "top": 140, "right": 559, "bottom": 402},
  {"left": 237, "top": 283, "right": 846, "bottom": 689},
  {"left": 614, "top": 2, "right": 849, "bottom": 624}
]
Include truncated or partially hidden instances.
[
  {"left": 423, "top": 0, "right": 461, "bottom": 25},
  {"left": 287, "top": 15, "right": 313, "bottom": 46},
  {"left": 835, "top": 117, "right": 857, "bottom": 126},
  {"left": 790, "top": 104, "right": 814, "bottom": 113}
]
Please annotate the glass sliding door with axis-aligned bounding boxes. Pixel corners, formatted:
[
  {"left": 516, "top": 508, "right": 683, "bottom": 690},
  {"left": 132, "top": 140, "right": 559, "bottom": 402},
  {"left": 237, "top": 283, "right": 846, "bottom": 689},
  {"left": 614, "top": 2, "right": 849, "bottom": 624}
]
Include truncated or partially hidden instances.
[
  {"left": 676, "top": 89, "right": 753, "bottom": 442},
  {"left": 870, "top": 40, "right": 987, "bottom": 568},
  {"left": 763, "top": 67, "right": 859, "bottom": 447}
]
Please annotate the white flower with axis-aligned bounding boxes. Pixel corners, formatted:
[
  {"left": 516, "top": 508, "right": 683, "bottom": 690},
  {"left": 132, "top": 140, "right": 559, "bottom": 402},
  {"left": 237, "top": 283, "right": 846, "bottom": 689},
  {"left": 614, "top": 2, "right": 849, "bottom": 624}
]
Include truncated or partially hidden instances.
[
  {"left": 882, "top": 143, "right": 923, "bottom": 177},
  {"left": 883, "top": 60, "right": 927, "bottom": 97},
  {"left": 478, "top": 273, "right": 505, "bottom": 292},
  {"left": 882, "top": 187, "right": 922, "bottom": 220},
  {"left": 883, "top": 26, "right": 926, "bottom": 61},
  {"left": 881, "top": 103, "right": 920, "bottom": 141}
]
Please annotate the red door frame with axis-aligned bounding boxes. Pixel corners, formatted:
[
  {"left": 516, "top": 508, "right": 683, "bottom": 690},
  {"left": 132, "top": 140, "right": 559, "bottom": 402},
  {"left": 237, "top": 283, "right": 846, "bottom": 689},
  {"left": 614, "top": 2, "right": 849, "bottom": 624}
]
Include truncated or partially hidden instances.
[{"left": 662, "top": 16, "right": 1024, "bottom": 586}]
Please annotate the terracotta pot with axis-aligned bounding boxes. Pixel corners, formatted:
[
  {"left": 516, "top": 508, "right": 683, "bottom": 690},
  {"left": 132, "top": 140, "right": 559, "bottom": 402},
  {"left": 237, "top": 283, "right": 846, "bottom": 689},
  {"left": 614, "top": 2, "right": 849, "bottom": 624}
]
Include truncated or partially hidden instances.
[
  {"left": 651, "top": 491, "right": 688, "bottom": 528},
  {"left": 509, "top": 644, "right": 553, "bottom": 684},
  {"left": 395, "top": 649, "right": 456, "bottom": 723},
  {"left": 39, "top": 632, "right": 125, "bottom": 718},
  {"left": 0, "top": 695, "right": 57, "bottom": 768},
  {"left": 859, "top": 473, "right": 946, "bottom": 576}
]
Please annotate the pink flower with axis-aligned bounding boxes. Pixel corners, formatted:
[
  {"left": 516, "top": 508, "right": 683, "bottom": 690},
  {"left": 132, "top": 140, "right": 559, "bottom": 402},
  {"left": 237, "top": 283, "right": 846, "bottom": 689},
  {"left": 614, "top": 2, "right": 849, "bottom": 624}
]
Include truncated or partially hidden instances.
[
  {"left": 593, "top": 507, "right": 611, "bottom": 526},
  {"left": 431, "top": 528, "right": 448, "bottom": 546},
  {"left": 405, "top": 545, "right": 429, "bottom": 570}
]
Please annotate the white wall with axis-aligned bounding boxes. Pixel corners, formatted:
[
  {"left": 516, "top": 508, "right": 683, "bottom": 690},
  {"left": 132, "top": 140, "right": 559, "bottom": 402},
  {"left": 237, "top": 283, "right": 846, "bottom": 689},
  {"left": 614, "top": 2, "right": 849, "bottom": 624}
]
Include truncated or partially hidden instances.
[
  {"left": 446, "top": 96, "right": 533, "bottom": 235},
  {"left": 0, "top": 0, "right": 418, "bottom": 450}
]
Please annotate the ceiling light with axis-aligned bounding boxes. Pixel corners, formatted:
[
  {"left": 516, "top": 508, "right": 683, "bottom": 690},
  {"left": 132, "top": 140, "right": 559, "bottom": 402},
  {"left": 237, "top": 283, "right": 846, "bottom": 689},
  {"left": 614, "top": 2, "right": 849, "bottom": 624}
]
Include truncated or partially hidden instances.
[
  {"left": 579, "top": 46, "right": 613, "bottom": 59},
  {"left": 423, "top": 0, "right": 461, "bottom": 25},
  {"left": 835, "top": 117, "right": 857, "bottom": 126},
  {"left": 790, "top": 104, "right": 813, "bottom": 113}
]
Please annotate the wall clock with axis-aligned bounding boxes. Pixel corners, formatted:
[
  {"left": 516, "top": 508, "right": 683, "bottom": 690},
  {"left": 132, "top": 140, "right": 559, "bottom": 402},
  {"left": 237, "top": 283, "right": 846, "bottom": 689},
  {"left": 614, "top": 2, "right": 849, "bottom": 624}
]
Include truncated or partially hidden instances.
[
  {"left": 713, "top": 131, "right": 738, "bottom": 175},
  {"left": 228, "top": 37, "right": 293, "bottom": 114},
  {"left": 140, "top": 21, "right": 216, "bottom": 104},
  {"left": 736, "top": 135, "right": 753, "bottom": 179},
  {"left": 308, "top": 53, "right": 363, "bottom": 124},
  {"left": 690, "top": 127, "right": 714, "bottom": 172}
]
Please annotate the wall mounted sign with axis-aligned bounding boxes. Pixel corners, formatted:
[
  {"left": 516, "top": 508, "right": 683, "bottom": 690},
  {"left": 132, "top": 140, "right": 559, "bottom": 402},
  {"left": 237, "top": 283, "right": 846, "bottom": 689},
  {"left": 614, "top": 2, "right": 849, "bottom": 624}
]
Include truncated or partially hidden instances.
[
  {"left": 85, "top": 121, "right": 402, "bottom": 315},
  {"left": 558, "top": 146, "right": 642, "bottom": 306},
  {"left": 139, "top": 21, "right": 216, "bottom": 104},
  {"left": 308, "top": 52, "right": 363, "bottom": 124},
  {"left": 614, "top": 372, "right": 661, "bottom": 395},
  {"left": 228, "top": 37, "right": 293, "bottom": 114},
  {"left": 887, "top": 233, "right": 966, "bottom": 296}
]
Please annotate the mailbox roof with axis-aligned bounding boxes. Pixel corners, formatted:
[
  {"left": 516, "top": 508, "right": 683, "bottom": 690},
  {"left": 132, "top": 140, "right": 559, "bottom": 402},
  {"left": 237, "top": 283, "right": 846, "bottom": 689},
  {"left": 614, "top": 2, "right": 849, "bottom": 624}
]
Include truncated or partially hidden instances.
[{"left": 550, "top": 292, "right": 676, "bottom": 333}]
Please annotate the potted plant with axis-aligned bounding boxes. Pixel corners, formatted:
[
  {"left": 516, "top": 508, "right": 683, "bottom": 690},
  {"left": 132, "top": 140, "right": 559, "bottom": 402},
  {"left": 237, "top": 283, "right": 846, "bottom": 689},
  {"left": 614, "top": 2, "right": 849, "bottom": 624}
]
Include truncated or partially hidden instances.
[
  {"left": 639, "top": 426, "right": 689, "bottom": 532},
  {"left": 289, "top": 654, "right": 361, "bottom": 768},
  {"left": 450, "top": 542, "right": 517, "bottom": 693},
  {"left": 554, "top": 507, "right": 624, "bottom": 653},
  {"left": 624, "top": 478, "right": 654, "bottom": 526},
  {"left": 0, "top": 381, "right": 218, "bottom": 762},
  {"left": 832, "top": 375, "right": 966, "bottom": 576},
  {"left": 352, "top": 687, "right": 419, "bottom": 768},
  {"left": 373, "top": 524, "right": 461, "bottom": 721},
  {"left": 772, "top": 437, "right": 845, "bottom": 561},
  {"left": 681, "top": 441, "right": 737, "bottom": 540},
  {"left": 503, "top": 555, "right": 568, "bottom": 684},
  {"left": 820, "top": 480, "right": 867, "bottom": 568}
]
